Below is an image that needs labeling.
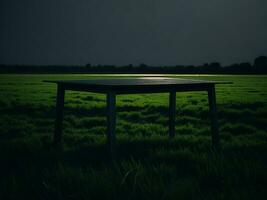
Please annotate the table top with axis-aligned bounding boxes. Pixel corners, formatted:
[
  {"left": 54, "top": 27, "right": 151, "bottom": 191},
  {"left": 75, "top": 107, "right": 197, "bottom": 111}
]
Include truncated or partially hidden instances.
[
  {"left": 45, "top": 77, "right": 231, "bottom": 86},
  {"left": 44, "top": 78, "right": 232, "bottom": 94}
]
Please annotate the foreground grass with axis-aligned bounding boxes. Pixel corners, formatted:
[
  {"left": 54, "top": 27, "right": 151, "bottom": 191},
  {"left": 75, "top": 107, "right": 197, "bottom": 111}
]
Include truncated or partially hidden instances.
[{"left": 0, "top": 74, "right": 267, "bottom": 200}]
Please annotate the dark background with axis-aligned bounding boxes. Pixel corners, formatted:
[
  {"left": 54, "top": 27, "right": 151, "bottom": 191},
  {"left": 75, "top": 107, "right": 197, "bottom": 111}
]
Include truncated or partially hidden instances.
[{"left": 1, "top": 0, "right": 267, "bottom": 66}]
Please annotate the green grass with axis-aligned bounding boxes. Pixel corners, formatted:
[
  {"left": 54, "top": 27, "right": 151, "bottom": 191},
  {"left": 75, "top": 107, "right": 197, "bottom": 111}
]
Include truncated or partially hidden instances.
[{"left": 0, "top": 74, "right": 267, "bottom": 200}]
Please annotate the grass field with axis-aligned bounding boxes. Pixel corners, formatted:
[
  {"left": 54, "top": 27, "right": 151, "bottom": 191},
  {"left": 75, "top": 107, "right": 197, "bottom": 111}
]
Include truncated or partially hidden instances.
[{"left": 0, "top": 74, "right": 267, "bottom": 200}]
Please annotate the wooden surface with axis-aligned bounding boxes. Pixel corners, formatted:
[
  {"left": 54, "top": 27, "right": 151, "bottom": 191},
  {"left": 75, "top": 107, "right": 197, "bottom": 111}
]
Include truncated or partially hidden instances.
[
  {"left": 45, "top": 78, "right": 232, "bottom": 94},
  {"left": 54, "top": 85, "right": 65, "bottom": 144},
  {"left": 106, "top": 91, "right": 116, "bottom": 157},
  {"left": 169, "top": 91, "right": 176, "bottom": 138}
]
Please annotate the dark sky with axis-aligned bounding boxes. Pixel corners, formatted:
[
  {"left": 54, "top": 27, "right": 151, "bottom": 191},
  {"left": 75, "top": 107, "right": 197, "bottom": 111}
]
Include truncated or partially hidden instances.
[{"left": 1, "top": 0, "right": 267, "bottom": 66}]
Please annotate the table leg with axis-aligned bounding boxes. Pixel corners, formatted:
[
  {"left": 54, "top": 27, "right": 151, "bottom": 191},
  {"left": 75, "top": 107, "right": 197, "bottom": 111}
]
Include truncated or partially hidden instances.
[
  {"left": 169, "top": 91, "right": 176, "bottom": 138},
  {"left": 208, "top": 85, "right": 219, "bottom": 149},
  {"left": 54, "top": 85, "right": 65, "bottom": 144},
  {"left": 107, "top": 91, "right": 116, "bottom": 156}
]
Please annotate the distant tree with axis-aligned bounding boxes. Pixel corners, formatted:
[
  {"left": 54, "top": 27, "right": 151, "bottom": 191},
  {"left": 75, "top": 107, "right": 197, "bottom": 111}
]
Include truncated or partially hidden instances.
[
  {"left": 203, "top": 63, "right": 209, "bottom": 67},
  {"left": 239, "top": 62, "right": 252, "bottom": 72},
  {"left": 201, "top": 62, "right": 221, "bottom": 73},
  {"left": 254, "top": 56, "right": 267, "bottom": 72},
  {"left": 209, "top": 62, "right": 221, "bottom": 69},
  {"left": 86, "top": 63, "right": 91, "bottom": 68},
  {"left": 139, "top": 63, "right": 148, "bottom": 68}
]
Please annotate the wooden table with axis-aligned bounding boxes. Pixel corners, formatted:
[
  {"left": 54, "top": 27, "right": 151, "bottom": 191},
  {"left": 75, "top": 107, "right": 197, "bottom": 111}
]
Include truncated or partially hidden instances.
[{"left": 45, "top": 78, "right": 232, "bottom": 153}]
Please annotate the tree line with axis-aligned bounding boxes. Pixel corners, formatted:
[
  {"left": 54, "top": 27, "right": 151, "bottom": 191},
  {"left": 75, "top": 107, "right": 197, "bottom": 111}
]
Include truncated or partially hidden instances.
[{"left": 0, "top": 56, "right": 266, "bottom": 74}]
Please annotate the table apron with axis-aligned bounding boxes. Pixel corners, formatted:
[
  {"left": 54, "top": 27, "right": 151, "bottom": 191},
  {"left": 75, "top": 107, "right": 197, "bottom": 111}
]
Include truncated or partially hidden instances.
[{"left": 58, "top": 84, "right": 214, "bottom": 94}]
